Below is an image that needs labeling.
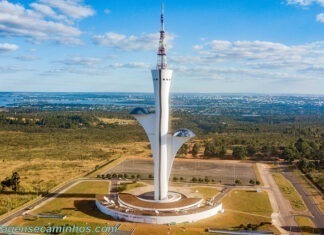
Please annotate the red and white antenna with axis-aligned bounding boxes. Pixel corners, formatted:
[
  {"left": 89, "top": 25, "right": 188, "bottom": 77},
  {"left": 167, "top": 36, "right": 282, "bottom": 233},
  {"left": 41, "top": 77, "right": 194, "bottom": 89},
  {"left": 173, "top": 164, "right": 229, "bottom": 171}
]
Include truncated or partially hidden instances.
[{"left": 157, "top": 3, "right": 167, "bottom": 69}]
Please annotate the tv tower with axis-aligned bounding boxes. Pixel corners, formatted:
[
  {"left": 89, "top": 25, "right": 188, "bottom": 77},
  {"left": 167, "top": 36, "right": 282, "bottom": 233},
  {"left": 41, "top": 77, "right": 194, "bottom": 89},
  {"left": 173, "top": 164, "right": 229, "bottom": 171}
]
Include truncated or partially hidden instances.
[{"left": 130, "top": 4, "right": 195, "bottom": 201}]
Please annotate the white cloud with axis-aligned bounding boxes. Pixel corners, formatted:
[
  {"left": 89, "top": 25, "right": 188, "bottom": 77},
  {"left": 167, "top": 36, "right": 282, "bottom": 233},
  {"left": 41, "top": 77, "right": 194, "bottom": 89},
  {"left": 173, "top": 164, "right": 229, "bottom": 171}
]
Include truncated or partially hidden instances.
[
  {"left": 208, "top": 40, "right": 232, "bottom": 50},
  {"left": 287, "top": 0, "right": 312, "bottom": 6},
  {"left": 59, "top": 57, "right": 101, "bottom": 66},
  {"left": 15, "top": 54, "right": 39, "bottom": 61},
  {"left": 0, "top": 43, "right": 19, "bottom": 53},
  {"left": 93, "top": 32, "right": 174, "bottom": 51},
  {"left": 0, "top": 0, "right": 95, "bottom": 44},
  {"left": 30, "top": 3, "right": 69, "bottom": 23},
  {"left": 104, "top": 9, "right": 111, "bottom": 15},
  {"left": 316, "top": 13, "right": 324, "bottom": 22},
  {"left": 195, "top": 40, "right": 321, "bottom": 63},
  {"left": 172, "top": 40, "right": 324, "bottom": 82},
  {"left": 193, "top": 45, "right": 203, "bottom": 50},
  {"left": 109, "top": 62, "right": 149, "bottom": 69},
  {"left": 0, "top": 65, "right": 33, "bottom": 73},
  {"left": 287, "top": 0, "right": 324, "bottom": 23},
  {"left": 38, "top": 0, "right": 95, "bottom": 19},
  {"left": 287, "top": 0, "right": 324, "bottom": 6}
]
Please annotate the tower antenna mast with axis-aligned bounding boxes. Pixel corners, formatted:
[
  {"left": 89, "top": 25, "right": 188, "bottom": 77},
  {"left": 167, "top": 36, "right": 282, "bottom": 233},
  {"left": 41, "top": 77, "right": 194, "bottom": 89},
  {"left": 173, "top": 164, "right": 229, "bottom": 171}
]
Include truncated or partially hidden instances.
[{"left": 157, "top": 2, "right": 166, "bottom": 69}]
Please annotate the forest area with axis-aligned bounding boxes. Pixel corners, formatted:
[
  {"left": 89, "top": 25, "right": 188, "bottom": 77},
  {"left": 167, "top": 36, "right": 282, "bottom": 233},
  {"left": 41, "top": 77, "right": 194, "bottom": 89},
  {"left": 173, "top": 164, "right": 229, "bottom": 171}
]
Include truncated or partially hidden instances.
[{"left": 0, "top": 108, "right": 323, "bottom": 192}]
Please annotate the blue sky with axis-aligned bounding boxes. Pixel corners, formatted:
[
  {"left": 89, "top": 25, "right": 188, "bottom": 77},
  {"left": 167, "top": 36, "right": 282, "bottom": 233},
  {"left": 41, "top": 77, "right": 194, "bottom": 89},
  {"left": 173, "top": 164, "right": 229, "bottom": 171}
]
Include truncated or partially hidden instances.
[{"left": 0, "top": 0, "right": 323, "bottom": 94}]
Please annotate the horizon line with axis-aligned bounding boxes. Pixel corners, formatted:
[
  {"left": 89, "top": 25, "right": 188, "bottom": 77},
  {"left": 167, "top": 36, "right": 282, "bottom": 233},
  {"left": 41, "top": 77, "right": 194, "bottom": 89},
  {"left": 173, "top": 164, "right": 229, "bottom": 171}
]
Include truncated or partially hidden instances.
[{"left": 0, "top": 91, "right": 323, "bottom": 96}]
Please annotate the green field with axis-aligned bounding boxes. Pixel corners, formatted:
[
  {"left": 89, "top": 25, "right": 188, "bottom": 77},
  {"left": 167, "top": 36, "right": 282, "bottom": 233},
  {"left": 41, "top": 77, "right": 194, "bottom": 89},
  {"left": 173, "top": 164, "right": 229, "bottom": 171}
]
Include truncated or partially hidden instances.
[
  {"left": 118, "top": 182, "right": 146, "bottom": 192},
  {"left": 223, "top": 190, "right": 273, "bottom": 217}
]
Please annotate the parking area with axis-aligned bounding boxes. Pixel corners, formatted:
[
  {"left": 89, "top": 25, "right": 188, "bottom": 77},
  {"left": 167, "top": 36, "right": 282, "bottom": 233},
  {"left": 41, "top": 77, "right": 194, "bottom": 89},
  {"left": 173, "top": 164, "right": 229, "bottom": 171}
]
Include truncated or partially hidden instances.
[{"left": 105, "top": 158, "right": 257, "bottom": 185}]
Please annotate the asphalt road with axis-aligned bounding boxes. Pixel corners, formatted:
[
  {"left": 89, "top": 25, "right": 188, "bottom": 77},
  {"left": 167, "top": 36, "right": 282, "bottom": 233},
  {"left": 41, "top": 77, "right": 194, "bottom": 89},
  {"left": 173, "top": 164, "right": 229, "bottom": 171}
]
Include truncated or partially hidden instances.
[
  {"left": 282, "top": 169, "right": 324, "bottom": 234},
  {"left": 257, "top": 163, "right": 300, "bottom": 235}
]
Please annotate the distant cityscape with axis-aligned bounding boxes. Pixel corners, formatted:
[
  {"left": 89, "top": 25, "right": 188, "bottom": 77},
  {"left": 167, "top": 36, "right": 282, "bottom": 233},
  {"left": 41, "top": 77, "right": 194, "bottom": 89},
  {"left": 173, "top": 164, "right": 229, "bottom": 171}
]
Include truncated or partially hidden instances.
[{"left": 0, "top": 92, "right": 323, "bottom": 116}]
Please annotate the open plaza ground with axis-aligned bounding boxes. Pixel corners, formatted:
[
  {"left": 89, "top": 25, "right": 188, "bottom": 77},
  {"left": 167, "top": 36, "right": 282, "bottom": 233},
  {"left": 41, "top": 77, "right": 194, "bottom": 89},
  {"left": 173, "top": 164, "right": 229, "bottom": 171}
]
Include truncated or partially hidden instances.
[
  {"left": 105, "top": 158, "right": 257, "bottom": 185},
  {"left": 8, "top": 179, "right": 278, "bottom": 235}
]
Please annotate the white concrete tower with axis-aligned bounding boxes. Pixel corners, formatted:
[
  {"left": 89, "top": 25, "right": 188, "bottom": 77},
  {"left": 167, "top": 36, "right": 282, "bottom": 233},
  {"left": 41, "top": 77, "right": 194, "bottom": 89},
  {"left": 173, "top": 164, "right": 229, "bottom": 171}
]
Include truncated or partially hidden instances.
[{"left": 130, "top": 4, "right": 195, "bottom": 201}]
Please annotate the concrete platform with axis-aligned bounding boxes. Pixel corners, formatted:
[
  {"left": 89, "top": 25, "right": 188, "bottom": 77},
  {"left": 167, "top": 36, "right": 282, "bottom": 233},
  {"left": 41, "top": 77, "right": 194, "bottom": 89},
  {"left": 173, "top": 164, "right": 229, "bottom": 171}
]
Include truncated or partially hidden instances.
[{"left": 95, "top": 193, "right": 223, "bottom": 224}]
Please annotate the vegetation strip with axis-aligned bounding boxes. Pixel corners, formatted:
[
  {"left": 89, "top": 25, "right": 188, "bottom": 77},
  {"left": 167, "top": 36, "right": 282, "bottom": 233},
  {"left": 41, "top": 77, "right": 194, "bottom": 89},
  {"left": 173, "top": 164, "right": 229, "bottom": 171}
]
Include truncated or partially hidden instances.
[{"left": 272, "top": 173, "right": 307, "bottom": 211}]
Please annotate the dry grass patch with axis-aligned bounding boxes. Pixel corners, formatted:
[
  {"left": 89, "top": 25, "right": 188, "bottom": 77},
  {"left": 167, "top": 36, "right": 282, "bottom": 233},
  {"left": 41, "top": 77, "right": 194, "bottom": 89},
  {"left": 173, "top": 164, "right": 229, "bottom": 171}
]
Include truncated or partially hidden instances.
[
  {"left": 98, "top": 117, "right": 136, "bottom": 125},
  {"left": 191, "top": 187, "right": 219, "bottom": 200},
  {"left": 223, "top": 190, "right": 272, "bottom": 217},
  {"left": 32, "top": 181, "right": 109, "bottom": 220}
]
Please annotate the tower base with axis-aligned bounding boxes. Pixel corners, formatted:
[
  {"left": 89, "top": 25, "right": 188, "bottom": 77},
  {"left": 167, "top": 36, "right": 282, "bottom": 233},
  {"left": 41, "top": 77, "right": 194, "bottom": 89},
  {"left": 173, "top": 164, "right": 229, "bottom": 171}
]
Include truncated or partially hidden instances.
[{"left": 95, "top": 192, "right": 223, "bottom": 224}]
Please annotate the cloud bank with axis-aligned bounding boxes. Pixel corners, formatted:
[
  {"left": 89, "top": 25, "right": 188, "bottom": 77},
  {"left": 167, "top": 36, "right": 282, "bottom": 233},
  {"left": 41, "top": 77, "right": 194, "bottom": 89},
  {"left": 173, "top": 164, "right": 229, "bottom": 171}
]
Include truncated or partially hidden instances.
[{"left": 0, "top": 0, "right": 95, "bottom": 44}]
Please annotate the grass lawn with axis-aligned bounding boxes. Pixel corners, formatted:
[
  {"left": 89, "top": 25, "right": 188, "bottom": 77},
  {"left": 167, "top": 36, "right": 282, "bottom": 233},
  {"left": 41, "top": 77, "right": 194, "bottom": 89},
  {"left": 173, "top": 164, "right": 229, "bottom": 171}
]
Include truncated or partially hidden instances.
[
  {"left": 118, "top": 182, "right": 146, "bottom": 192},
  {"left": 191, "top": 187, "right": 219, "bottom": 200},
  {"left": 295, "top": 216, "right": 317, "bottom": 235},
  {"left": 31, "top": 181, "right": 110, "bottom": 220},
  {"left": 9, "top": 185, "right": 278, "bottom": 234},
  {"left": 0, "top": 193, "right": 36, "bottom": 215},
  {"left": 181, "top": 190, "right": 277, "bottom": 234},
  {"left": 272, "top": 173, "right": 307, "bottom": 211},
  {"left": 223, "top": 190, "right": 273, "bottom": 217}
]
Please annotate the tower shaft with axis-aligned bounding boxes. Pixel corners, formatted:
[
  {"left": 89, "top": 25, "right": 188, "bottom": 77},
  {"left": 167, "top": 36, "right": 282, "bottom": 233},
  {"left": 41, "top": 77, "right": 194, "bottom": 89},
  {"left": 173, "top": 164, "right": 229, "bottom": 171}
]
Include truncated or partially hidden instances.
[{"left": 151, "top": 69, "right": 172, "bottom": 200}]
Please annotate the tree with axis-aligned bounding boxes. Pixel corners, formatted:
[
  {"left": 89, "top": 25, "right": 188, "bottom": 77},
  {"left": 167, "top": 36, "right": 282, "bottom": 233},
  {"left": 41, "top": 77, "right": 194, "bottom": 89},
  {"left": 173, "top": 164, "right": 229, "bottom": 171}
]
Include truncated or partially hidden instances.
[
  {"left": 148, "top": 174, "right": 154, "bottom": 179},
  {"left": 11, "top": 172, "right": 20, "bottom": 192},
  {"left": 261, "top": 145, "right": 273, "bottom": 157},
  {"left": 235, "top": 179, "right": 242, "bottom": 185},
  {"left": 191, "top": 177, "right": 197, "bottom": 183},
  {"left": 204, "top": 142, "right": 217, "bottom": 157},
  {"left": 204, "top": 177, "right": 210, "bottom": 183},
  {"left": 295, "top": 138, "right": 312, "bottom": 157},
  {"left": 246, "top": 145, "right": 256, "bottom": 156},
  {"left": 281, "top": 147, "right": 297, "bottom": 162},
  {"left": 173, "top": 177, "right": 178, "bottom": 181},
  {"left": 219, "top": 146, "right": 226, "bottom": 158},
  {"left": 178, "top": 144, "right": 188, "bottom": 157},
  {"left": 233, "top": 146, "right": 247, "bottom": 159},
  {"left": 249, "top": 179, "right": 255, "bottom": 185},
  {"left": 1, "top": 178, "right": 11, "bottom": 191},
  {"left": 192, "top": 143, "right": 200, "bottom": 158}
]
